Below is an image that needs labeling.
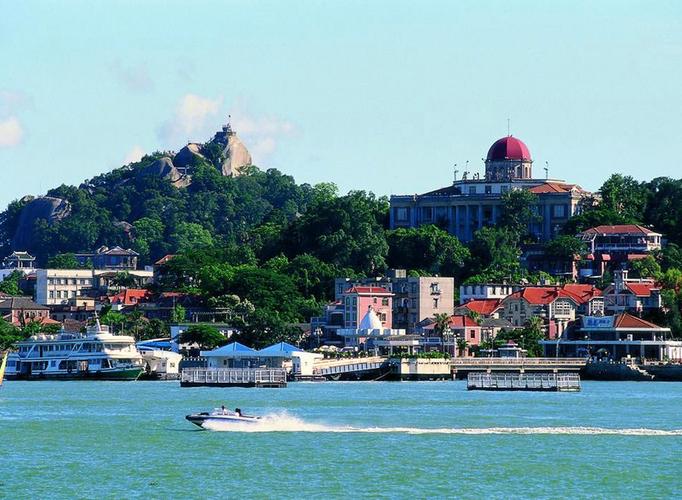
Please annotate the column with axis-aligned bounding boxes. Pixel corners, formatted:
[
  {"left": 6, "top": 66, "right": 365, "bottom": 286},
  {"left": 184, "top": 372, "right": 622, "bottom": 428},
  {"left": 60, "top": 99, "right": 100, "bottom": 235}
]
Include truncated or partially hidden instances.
[
  {"left": 477, "top": 204, "right": 483, "bottom": 230},
  {"left": 543, "top": 204, "right": 551, "bottom": 240},
  {"left": 454, "top": 205, "right": 460, "bottom": 239},
  {"left": 491, "top": 204, "right": 498, "bottom": 225},
  {"left": 465, "top": 205, "right": 471, "bottom": 242}
]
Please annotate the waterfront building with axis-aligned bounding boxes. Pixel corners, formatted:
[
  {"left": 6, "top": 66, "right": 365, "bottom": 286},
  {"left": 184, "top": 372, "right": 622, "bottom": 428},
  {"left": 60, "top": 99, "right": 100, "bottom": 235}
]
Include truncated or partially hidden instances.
[
  {"left": 341, "top": 286, "right": 393, "bottom": 330},
  {"left": 541, "top": 314, "right": 682, "bottom": 362},
  {"left": 334, "top": 271, "right": 455, "bottom": 331},
  {"left": 390, "top": 135, "right": 591, "bottom": 242},
  {"left": 602, "top": 270, "right": 662, "bottom": 315},
  {"left": 500, "top": 287, "right": 578, "bottom": 338},
  {"left": 578, "top": 224, "right": 663, "bottom": 278},
  {"left": 423, "top": 314, "right": 481, "bottom": 356},
  {"left": 337, "top": 306, "right": 406, "bottom": 348}
]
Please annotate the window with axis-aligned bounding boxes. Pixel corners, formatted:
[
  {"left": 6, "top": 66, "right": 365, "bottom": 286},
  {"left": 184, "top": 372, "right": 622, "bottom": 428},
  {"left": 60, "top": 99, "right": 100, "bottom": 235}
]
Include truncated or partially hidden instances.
[
  {"left": 485, "top": 185, "right": 492, "bottom": 194},
  {"left": 422, "top": 207, "right": 433, "bottom": 221},
  {"left": 373, "top": 298, "right": 377, "bottom": 304},
  {"left": 433, "top": 298, "right": 439, "bottom": 308},
  {"left": 49, "top": 291, "right": 54, "bottom": 299},
  {"left": 396, "top": 207, "right": 409, "bottom": 222},
  {"left": 468, "top": 186, "right": 476, "bottom": 194},
  {"left": 470, "top": 330, "right": 476, "bottom": 339},
  {"left": 553, "top": 205, "right": 566, "bottom": 218},
  {"left": 381, "top": 298, "right": 389, "bottom": 306}
]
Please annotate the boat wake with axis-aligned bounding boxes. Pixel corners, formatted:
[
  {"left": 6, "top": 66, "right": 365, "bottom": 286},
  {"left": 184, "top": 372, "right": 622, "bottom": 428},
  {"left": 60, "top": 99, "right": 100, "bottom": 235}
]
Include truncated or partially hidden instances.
[{"left": 201, "top": 413, "right": 682, "bottom": 436}]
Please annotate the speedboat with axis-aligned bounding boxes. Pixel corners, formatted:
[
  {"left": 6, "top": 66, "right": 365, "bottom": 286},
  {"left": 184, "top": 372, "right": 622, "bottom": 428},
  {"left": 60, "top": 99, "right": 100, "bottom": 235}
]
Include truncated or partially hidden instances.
[{"left": 185, "top": 408, "right": 261, "bottom": 429}]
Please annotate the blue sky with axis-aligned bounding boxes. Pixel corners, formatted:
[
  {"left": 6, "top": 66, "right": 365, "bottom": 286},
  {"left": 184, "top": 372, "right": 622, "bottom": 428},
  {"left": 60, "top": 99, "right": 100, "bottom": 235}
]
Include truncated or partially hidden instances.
[{"left": 1, "top": 0, "right": 681, "bottom": 208}]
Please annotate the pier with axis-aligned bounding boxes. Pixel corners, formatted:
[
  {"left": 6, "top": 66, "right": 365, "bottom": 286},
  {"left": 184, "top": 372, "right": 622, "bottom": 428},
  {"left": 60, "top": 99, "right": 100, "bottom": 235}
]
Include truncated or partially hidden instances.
[
  {"left": 451, "top": 357, "right": 587, "bottom": 378},
  {"left": 467, "top": 372, "right": 581, "bottom": 392},
  {"left": 313, "top": 356, "right": 387, "bottom": 380},
  {"left": 180, "top": 368, "right": 287, "bottom": 388}
]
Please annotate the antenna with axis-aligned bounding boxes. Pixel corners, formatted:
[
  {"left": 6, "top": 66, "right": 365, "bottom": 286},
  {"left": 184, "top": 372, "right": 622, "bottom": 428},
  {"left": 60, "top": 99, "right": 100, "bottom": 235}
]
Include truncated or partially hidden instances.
[
  {"left": 453, "top": 163, "right": 459, "bottom": 183},
  {"left": 507, "top": 117, "right": 511, "bottom": 136},
  {"left": 544, "top": 161, "right": 549, "bottom": 179}
]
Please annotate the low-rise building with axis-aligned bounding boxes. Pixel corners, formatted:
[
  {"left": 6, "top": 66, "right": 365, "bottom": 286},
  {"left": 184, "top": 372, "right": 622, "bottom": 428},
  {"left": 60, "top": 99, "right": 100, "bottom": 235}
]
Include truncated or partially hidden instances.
[
  {"left": 541, "top": 313, "right": 682, "bottom": 362},
  {"left": 500, "top": 287, "right": 579, "bottom": 338},
  {"left": 602, "top": 271, "right": 662, "bottom": 315},
  {"left": 75, "top": 246, "right": 139, "bottom": 270},
  {"left": 459, "top": 283, "right": 518, "bottom": 304},
  {"left": 578, "top": 224, "right": 662, "bottom": 278},
  {"left": 0, "top": 296, "right": 50, "bottom": 326}
]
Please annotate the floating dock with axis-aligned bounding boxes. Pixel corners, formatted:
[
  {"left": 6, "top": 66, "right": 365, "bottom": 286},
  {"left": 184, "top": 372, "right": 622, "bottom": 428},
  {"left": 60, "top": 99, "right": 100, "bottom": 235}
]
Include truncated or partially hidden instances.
[
  {"left": 467, "top": 372, "right": 581, "bottom": 392},
  {"left": 180, "top": 368, "right": 287, "bottom": 388}
]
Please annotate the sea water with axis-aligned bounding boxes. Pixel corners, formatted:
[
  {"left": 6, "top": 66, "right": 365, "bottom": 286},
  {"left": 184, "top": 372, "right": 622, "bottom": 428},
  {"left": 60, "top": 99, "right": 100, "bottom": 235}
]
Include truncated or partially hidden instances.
[{"left": 1, "top": 380, "right": 681, "bottom": 499}]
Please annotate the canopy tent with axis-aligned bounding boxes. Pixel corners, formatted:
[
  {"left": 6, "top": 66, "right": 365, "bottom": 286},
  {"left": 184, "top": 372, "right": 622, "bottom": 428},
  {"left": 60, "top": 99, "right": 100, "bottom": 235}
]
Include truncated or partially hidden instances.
[{"left": 201, "top": 342, "right": 256, "bottom": 358}]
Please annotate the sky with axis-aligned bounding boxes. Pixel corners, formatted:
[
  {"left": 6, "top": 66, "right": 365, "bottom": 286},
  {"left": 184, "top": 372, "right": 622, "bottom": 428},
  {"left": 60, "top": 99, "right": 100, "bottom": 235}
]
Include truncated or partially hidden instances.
[{"left": 1, "top": 0, "right": 682, "bottom": 208}]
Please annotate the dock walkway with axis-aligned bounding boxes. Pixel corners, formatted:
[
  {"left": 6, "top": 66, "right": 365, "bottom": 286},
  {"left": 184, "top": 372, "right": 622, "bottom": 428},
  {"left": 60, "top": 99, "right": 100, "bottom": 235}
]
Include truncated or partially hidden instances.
[
  {"left": 467, "top": 372, "right": 581, "bottom": 391},
  {"left": 180, "top": 368, "right": 287, "bottom": 387}
]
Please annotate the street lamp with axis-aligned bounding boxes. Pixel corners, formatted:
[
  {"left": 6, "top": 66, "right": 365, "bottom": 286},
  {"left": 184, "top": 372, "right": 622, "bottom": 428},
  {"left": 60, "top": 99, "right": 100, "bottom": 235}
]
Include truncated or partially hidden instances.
[{"left": 314, "top": 327, "right": 322, "bottom": 348}]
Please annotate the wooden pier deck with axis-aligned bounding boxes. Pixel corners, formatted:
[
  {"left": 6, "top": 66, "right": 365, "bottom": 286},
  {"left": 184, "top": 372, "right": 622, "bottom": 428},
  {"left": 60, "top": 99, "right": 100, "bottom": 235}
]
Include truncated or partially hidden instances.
[
  {"left": 467, "top": 372, "right": 581, "bottom": 392},
  {"left": 180, "top": 368, "right": 287, "bottom": 388}
]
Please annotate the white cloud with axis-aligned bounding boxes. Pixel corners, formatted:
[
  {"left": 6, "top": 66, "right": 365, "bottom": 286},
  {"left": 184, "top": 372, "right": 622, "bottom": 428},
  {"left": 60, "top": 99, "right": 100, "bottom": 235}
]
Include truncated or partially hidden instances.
[
  {"left": 158, "top": 93, "right": 223, "bottom": 146},
  {"left": 0, "top": 116, "right": 23, "bottom": 147},
  {"left": 123, "top": 145, "right": 145, "bottom": 164},
  {"left": 229, "top": 103, "right": 296, "bottom": 163},
  {"left": 110, "top": 61, "right": 154, "bottom": 93}
]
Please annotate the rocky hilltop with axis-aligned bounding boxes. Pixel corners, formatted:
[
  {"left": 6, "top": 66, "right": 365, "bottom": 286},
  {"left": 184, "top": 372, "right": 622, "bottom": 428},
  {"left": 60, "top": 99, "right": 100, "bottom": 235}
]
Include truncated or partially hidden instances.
[{"left": 8, "top": 121, "right": 253, "bottom": 254}]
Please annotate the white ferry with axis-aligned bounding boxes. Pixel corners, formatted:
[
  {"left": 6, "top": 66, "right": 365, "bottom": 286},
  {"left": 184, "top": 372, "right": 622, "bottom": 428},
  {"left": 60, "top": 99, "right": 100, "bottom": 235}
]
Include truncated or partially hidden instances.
[{"left": 4, "top": 320, "right": 144, "bottom": 381}]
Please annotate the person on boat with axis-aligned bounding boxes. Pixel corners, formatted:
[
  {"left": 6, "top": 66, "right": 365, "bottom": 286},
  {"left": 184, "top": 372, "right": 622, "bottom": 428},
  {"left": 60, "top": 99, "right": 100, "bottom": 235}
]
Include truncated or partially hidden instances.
[
  {"left": 221, "top": 405, "right": 227, "bottom": 414},
  {"left": 235, "top": 407, "right": 242, "bottom": 416}
]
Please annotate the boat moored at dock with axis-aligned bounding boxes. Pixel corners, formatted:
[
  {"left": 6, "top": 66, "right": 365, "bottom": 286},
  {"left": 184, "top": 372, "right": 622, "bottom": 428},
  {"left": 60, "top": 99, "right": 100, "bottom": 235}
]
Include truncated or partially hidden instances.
[{"left": 4, "top": 320, "right": 144, "bottom": 381}]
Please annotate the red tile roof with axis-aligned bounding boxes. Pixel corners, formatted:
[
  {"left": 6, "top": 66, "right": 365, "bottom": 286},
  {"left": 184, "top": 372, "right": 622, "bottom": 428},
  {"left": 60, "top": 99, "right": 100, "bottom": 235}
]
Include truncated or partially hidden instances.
[
  {"left": 344, "top": 286, "right": 392, "bottom": 295},
  {"left": 561, "top": 284, "right": 602, "bottom": 304},
  {"left": 614, "top": 313, "right": 661, "bottom": 329},
  {"left": 581, "top": 224, "right": 660, "bottom": 236},
  {"left": 506, "top": 287, "right": 579, "bottom": 305},
  {"left": 448, "top": 315, "right": 480, "bottom": 328},
  {"left": 154, "top": 254, "right": 176, "bottom": 266},
  {"left": 625, "top": 282, "right": 657, "bottom": 297},
  {"left": 528, "top": 182, "right": 577, "bottom": 194},
  {"left": 464, "top": 299, "right": 502, "bottom": 316},
  {"left": 109, "top": 288, "right": 151, "bottom": 306}
]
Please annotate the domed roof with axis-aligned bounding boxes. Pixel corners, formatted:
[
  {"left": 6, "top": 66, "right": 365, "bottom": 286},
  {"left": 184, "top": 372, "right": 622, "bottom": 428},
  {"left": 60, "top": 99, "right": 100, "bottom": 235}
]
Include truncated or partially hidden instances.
[
  {"left": 486, "top": 136, "right": 531, "bottom": 161},
  {"left": 359, "top": 307, "right": 383, "bottom": 330}
]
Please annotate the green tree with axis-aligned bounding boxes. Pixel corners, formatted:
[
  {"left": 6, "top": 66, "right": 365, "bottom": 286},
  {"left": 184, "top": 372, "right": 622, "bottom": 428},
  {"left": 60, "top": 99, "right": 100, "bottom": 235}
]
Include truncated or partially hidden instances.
[
  {"left": 140, "top": 318, "right": 169, "bottom": 341},
  {"left": 467, "top": 227, "right": 522, "bottom": 282},
  {"left": 600, "top": 174, "right": 648, "bottom": 222},
  {"left": 0, "top": 270, "right": 23, "bottom": 296},
  {"left": 0, "top": 317, "right": 24, "bottom": 350},
  {"left": 100, "top": 310, "right": 126, "bottom": 333},
  {"left": 171, "top": 222, "right": 214, "bottom": 253},
  {"left": 498, "top": 189, "right": 541, "bottom": 240},
  {"left": 544, "top": 235, "right": 587, "bottom": 260},
  {"left": 179, "top": 324, "right": 226, "bottom": 350},
  {"left": 631, "top": 255, "right": 662, "bottom": 280},
  {"left": 47, "top": 253, "right": 82, "bottom": 269},
  {"left": 170, "top": 304, "right": 187, "bottom": 324}
]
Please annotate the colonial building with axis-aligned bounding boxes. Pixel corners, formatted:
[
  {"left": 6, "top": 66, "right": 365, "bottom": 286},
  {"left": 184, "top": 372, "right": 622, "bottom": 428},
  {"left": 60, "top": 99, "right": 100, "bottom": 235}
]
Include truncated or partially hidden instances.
[
  {"left": 602, "top": 270, "right": 662, "bottom": 315},
  {"left": 390, "top": 135, "right": 591, "bottom": 242},
  {"left": 0, "top": 296, "right": 50, "bottom": 326},
  {"left": 334, "top": 271, "right": 454, "bottom": 331},
  {"left": 500, "top": 287, "right": 579, "bottom": 338},
  {"left": 75, "top": 246, "right": 139, "bottom": 270},
  {"left": 578, "top": 224, "right": 663, "bottom": 279}
]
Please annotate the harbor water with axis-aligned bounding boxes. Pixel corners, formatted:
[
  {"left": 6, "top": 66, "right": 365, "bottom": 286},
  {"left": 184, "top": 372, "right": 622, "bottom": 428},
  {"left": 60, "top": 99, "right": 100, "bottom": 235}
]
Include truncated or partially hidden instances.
[{"left": 1, "top": 380, "right": 681, "bottom": 498}]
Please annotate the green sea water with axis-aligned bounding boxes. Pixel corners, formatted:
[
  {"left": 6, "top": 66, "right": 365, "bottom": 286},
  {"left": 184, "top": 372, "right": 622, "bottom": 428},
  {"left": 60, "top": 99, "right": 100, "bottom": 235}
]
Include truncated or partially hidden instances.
[{"left": 1, "top": 380, "right": 681, "bottom": 499}]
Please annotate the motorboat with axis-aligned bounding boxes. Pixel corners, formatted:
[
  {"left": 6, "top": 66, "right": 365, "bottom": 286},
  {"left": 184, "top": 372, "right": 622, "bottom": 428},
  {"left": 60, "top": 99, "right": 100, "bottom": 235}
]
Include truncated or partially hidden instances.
[{"left": 185, "top": 407, "right": 261, "bottom": 429}]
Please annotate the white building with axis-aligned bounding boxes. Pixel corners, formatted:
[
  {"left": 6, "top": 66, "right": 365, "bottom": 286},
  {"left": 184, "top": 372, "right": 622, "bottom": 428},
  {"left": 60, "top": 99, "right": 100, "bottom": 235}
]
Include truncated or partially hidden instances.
[
  {"left": 459, "top": 283, "right": 519, "bottom": 304},
  {"left": 35, "top": 269, "right": 95, "bottom": 305}
]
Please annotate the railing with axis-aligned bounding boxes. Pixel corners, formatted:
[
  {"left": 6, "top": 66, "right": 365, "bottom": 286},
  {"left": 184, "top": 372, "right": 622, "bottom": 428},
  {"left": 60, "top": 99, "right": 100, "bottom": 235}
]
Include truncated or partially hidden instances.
[
  {"left": 451, "top": 357, "right": 587, "bottom": 366},
  {"left": 313, "top": 356, "right": 386, "bottom": 376},
  {"left": 468, "top": 372, "right": 581, "bottom": 391},
  {"left": 181, "top": 368, "right": 287, "bottom": 385}
]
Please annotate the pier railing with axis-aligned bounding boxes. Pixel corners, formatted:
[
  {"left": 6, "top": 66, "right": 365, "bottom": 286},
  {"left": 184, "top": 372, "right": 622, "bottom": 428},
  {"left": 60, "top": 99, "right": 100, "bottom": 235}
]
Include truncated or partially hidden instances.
[
  {"left": 452, "top": 358, "right": 587, "bottom": 367},
  {"left": 181, "top": 368, "right": 287, "bottom": 386},
  {"left": 468, "top": 372, "right": 581, "bottom": 391}
]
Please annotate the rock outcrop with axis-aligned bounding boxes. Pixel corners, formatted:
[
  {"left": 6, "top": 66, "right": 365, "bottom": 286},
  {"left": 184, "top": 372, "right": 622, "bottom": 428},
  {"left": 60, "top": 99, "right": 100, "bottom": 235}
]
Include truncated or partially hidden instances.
[
  {"left": 211, "top": 122, "right": 252, "bottom": 176},
  {"left": 136, "top": 157, "right": 190, "bottom": 188},
  {"left": 173, "top": 143, "right": 205, "bottom": 170},
  {"left": 12, "top": 196, "right": 72, "bottom": 249}
]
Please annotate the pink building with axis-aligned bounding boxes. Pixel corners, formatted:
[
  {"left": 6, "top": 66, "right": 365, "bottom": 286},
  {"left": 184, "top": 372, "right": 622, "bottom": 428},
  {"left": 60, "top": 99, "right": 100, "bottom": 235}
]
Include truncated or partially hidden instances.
[{"left": 342, "top": 286, "right": 393, "bottom": 328}]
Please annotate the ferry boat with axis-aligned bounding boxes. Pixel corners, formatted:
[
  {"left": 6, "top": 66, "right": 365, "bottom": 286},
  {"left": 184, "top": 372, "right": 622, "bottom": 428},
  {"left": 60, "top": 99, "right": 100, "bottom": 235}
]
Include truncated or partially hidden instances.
[{"left": 4, "top": 320, "right": 144, "bottom": 381}]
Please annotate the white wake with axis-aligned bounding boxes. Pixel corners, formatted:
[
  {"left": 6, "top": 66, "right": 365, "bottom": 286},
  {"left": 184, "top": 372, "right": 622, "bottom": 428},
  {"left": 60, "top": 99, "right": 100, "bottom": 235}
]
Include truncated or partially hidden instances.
[{"left": 201, "top": 412, "right": 682, "bottom": 436}]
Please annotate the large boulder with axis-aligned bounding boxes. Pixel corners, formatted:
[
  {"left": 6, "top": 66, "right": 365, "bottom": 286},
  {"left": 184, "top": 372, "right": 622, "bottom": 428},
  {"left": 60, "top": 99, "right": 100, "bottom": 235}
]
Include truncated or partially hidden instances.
[
  {"left": 211, "top": 123, "right": 252, "bottom": 176},
  {"left": 136, "top": 157, "right": 190, "bottom": 187},
  {"left": 12, "top": 196, "right": 72, "bottom": 249},
  {"left": 173, "top": 143, "right": 206, "bottom": 170}
]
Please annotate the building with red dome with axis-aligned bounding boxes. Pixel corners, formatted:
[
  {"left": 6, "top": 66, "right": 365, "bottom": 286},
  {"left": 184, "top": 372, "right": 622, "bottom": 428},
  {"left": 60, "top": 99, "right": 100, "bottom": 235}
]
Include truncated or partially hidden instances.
[{"left": 390, "top": 135, "right": 591, "bottom": 242}]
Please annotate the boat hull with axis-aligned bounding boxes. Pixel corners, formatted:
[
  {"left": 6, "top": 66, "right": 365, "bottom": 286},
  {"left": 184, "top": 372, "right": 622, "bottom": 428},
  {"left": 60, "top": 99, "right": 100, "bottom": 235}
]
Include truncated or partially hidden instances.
[
  {"left": 4, "top": 367, "right": 143, "bottom": 381},
  {"left": 185, "top": 413, "right": 261, "bottom": 429}
]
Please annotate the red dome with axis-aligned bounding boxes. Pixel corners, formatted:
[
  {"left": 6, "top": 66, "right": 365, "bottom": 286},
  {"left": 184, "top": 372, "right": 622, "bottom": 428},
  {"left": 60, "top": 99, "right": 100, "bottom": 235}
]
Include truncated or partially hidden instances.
[{"left": 486, "top": 136, "right": 531, "bottom": 161}]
